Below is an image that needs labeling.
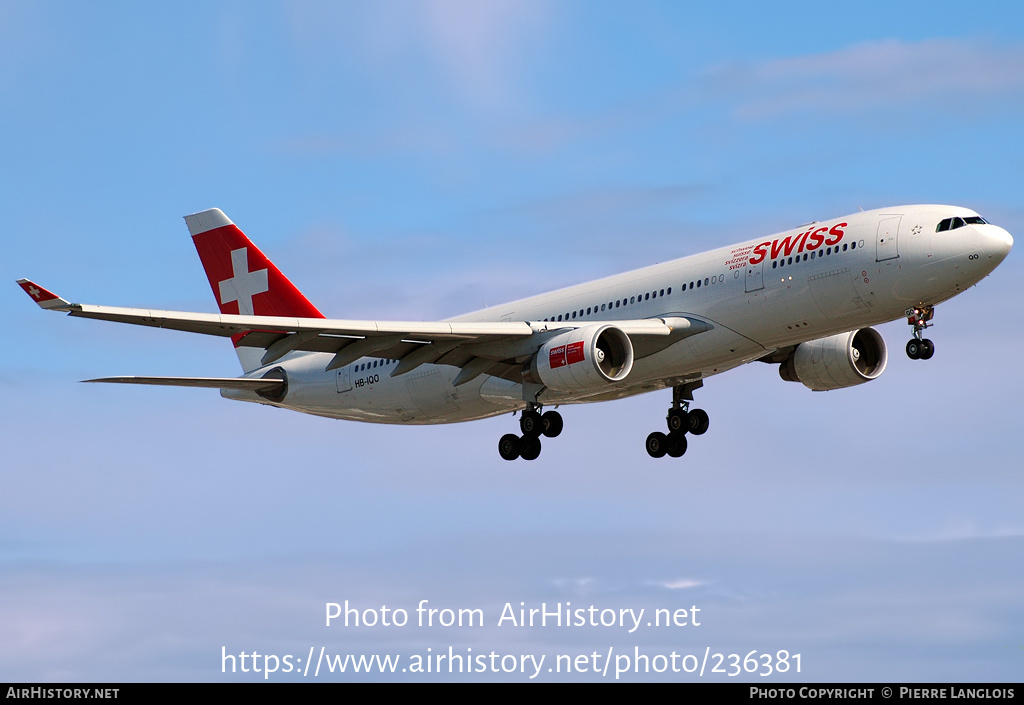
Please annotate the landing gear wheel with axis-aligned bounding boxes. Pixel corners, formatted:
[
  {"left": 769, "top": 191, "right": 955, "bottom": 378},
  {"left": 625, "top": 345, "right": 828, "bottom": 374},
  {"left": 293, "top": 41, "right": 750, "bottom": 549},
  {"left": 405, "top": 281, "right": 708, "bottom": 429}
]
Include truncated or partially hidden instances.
[
  {"left": 519, "top": 435, "right": 542, "bottom": 461},
  {"left": 646, "top": 432, "right": 668, "bottom": 458},
  {"left": 520, "top": 410, "right": 543, "bottom": 437},
  {"left": 906, "top": 306, "right": 936, "bottom": 360},
  {"left": 498, "top": 434, "right": 521, "bottom": 461},
  {"left": 667, "top": 409, "right": 689, "bottom": 433},
  {"left": 654, "top": 382, "right": 705, "bottom": 460},
  {"left": 687, "top": 408, "right": 709, "bottom": 435},
  {"left": 666, "top": 432, "right": 688, "bottom": 458},
  {"left": 541, "top": 410, "right": 563, "bottom": 438}
]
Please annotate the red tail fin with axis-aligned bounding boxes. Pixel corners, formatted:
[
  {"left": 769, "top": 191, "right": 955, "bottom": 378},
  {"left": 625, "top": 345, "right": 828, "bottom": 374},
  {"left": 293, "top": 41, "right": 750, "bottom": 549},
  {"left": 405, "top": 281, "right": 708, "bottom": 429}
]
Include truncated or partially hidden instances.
[
  {"left": 185, "top": 209, "right": 324, "bottom": 372},
  {"left": 186, "top": 208, "right": 324, "bottom": 319}
]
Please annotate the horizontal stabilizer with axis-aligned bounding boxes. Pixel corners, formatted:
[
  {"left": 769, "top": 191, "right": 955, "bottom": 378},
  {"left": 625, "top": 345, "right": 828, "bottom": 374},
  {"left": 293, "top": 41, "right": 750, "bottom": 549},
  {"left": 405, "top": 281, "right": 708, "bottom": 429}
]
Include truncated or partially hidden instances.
[{"left": 82, "top": 376, "right": 286, "bottom": 392}]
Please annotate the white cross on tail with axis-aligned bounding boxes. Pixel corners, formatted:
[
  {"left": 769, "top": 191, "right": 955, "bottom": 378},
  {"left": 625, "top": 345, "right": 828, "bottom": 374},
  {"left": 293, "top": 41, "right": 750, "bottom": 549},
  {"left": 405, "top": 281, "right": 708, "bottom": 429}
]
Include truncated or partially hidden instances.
[{"left": 219, "top": 248, "right": 268, "bottom": 315}]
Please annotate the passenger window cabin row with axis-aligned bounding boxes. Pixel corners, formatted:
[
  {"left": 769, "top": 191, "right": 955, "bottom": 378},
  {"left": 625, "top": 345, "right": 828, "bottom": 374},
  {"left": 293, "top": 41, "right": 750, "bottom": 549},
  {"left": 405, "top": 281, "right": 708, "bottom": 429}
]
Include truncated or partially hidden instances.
[
  {"left": 771, "top": 241, "right": 857, "bottom": 269},
  {"left": 539, "top": 272, "right": 728, "bottom": 323}
]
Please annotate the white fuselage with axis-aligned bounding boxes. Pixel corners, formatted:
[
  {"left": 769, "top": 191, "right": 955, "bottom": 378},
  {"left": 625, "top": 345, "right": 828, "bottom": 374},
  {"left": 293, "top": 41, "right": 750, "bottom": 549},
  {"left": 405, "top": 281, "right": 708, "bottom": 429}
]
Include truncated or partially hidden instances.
[{"left": 226, "top": 205, "right": 1012, "bottom": 424}]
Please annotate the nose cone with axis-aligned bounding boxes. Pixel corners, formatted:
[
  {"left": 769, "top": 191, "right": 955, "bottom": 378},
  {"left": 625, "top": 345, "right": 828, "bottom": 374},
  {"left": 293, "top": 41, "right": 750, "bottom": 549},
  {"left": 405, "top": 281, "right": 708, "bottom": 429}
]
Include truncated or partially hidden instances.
[{"left": 983, "top": 225, "right": 1013, "bottom": 263}]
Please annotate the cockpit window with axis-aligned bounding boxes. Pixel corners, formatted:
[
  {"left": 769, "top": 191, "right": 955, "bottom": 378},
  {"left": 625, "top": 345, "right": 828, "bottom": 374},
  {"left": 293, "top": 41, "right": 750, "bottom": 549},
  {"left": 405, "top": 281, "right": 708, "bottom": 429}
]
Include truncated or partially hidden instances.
[{"left": 936, "top": 215, "right": 988, "bottom": 232}]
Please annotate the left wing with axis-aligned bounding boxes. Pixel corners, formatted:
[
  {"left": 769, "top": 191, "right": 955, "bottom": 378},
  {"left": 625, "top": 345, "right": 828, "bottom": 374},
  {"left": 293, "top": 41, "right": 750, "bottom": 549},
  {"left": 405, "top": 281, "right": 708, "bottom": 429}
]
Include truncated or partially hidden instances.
[{"left": 18, "top": 279, "right": 704, "bottom": 384}]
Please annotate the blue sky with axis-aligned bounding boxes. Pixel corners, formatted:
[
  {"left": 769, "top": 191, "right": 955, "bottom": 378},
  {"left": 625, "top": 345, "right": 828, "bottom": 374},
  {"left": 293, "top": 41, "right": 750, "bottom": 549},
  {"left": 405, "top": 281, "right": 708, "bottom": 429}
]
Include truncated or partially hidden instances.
[{"left": 2, "top": 0, "right": 1023, "bottom": 682}]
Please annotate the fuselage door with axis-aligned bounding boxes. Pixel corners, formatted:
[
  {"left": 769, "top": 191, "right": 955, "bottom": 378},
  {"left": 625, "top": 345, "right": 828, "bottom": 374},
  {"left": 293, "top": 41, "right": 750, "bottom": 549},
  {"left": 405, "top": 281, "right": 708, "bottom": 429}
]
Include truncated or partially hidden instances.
[
  {"left": 336, "top": 365, "right": 352, "bottom": 393},
  {"left": 745, "top": 261, "right": 764, "bottom": 292},
  {"left": 876, "top": 216, "right": 901, "bottom": 262}
]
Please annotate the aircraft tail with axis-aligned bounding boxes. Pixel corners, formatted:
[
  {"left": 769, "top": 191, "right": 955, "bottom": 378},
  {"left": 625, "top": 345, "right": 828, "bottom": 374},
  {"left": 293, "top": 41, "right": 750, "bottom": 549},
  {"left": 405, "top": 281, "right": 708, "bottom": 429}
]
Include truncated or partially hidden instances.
[{"left": 185, "top": 208, "right": 325, "bottom": 373}]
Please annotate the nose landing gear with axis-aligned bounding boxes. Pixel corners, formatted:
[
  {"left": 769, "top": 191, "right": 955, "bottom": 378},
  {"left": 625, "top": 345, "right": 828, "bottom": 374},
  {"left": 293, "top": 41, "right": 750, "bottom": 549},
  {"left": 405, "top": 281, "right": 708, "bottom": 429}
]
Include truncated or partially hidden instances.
[
  {"left": 906, "top": 306, "right": 935, "bottom": 360},
  {"left": 646, "top": 382, "right": 708, "bottom": 460},
  {"left": 498, "top": 405, "right": 564, "bottom": 461}
]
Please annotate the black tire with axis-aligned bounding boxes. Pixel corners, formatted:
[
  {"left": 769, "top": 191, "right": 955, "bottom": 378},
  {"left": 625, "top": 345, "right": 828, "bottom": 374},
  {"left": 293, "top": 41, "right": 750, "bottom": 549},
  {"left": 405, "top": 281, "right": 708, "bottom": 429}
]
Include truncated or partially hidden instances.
[
  {"left": 520, "top": 410, "right": 543, "bottom": 437},
  {"left": 906, "top": 339, "right": 921, "bottom": 359},
  {"left": 646, "top": 432, "right": 668, "bottom": 458},
  {"left": 519, "top": 435, "right": 542, "bottom": 461},
  {"left": 688, "top": 408, "right": 709, "bottom": 435},
  {"left": 541, "top": 410, "right": 563, "bottom": 438},
  {"left": 498, "top": 434, "right": 521, "bottom": 461},
  {"left": 666, "top": 432, "right": 688, "bottom": 458},
  {"left": 667, "top": 409, "right": 688, "bottom": 433},
  {"left": 919, "top": 339, "right": 934, "bottom": 360}
]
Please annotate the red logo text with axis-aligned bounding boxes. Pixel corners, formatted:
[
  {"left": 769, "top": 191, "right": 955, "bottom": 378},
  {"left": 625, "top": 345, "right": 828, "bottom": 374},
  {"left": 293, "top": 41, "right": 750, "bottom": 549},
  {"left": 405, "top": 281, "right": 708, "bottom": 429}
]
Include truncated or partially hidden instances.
[
  {"left": 748, "top": 222, "right": 847, "bottom": 265},
  {"left": 549, "top": 341, "right": 585, "bottom": 369}
]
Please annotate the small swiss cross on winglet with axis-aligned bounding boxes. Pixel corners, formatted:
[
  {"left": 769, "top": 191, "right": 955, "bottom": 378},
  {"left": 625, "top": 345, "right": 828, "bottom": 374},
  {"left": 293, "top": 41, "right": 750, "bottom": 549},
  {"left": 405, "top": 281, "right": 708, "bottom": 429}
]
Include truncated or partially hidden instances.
[{"left": 16, "top": 279, "right": 72, "bottom": 310}]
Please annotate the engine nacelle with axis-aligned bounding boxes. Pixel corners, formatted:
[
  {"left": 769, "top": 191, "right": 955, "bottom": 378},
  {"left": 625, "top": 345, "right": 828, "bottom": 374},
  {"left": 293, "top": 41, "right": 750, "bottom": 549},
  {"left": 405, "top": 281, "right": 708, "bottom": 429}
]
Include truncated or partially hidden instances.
[
  {"left": 523, "top": 324, "right": 633, "bottom": 392},
  {"left": 779, "top": 328, "right": 887, "bottom": 391}
]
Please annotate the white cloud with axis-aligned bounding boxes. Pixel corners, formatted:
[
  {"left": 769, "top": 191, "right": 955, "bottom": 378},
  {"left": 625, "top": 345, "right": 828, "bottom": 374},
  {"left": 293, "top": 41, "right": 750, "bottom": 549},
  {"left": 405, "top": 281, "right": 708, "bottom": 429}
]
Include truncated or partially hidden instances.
[
  {"left": 899, "top": 522, "right": 1024, "bottom": 543},
  {"left": 704, "top": 38, "right": 1024, "bottom": 121},
  {"left": 417, "top": 0, "right": 548, "bottom": 109},
  {"left": 659, "top": 579, "right": 703, "bottom": 590},
  {"left": 282, "top": 0, "right": 548, "bottom": 111}
]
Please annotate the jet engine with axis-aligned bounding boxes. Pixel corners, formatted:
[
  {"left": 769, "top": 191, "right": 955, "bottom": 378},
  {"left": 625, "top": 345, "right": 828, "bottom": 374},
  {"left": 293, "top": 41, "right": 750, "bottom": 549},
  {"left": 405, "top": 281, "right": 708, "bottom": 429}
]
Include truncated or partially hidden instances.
[
  {"left": 523, "top": 324, "right": 633, "bottom": 392},
  {"left": 779, "top": 328, "right": 887, "bottom": 391}
]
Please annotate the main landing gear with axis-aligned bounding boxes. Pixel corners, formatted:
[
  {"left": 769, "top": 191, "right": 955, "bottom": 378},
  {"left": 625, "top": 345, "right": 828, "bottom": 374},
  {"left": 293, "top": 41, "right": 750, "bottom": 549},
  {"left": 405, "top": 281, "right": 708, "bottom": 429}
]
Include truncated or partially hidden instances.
[
  {"left": 498, "top": 406, "right": 564, "bottom": 461},
  {"left": 646, "top": 382, "right": 709, "bottom": 460},
  {"left": 905, "top": 306, "right": 935, "bottom": 360}
]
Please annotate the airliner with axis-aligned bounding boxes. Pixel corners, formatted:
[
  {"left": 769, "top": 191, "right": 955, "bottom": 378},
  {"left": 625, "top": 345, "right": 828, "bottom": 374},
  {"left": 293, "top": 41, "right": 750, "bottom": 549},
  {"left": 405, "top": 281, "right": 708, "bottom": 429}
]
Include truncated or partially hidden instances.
[{"left": 18, "top": 204, "right": 1012, "bottom": 461}]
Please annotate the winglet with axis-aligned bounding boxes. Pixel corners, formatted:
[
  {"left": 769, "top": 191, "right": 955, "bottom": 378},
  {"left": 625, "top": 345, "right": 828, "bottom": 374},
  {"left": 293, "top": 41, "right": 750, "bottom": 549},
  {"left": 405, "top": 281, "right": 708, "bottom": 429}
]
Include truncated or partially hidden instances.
[{"left": 16, "top": 279, "right": 72, "bottom": 310}]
